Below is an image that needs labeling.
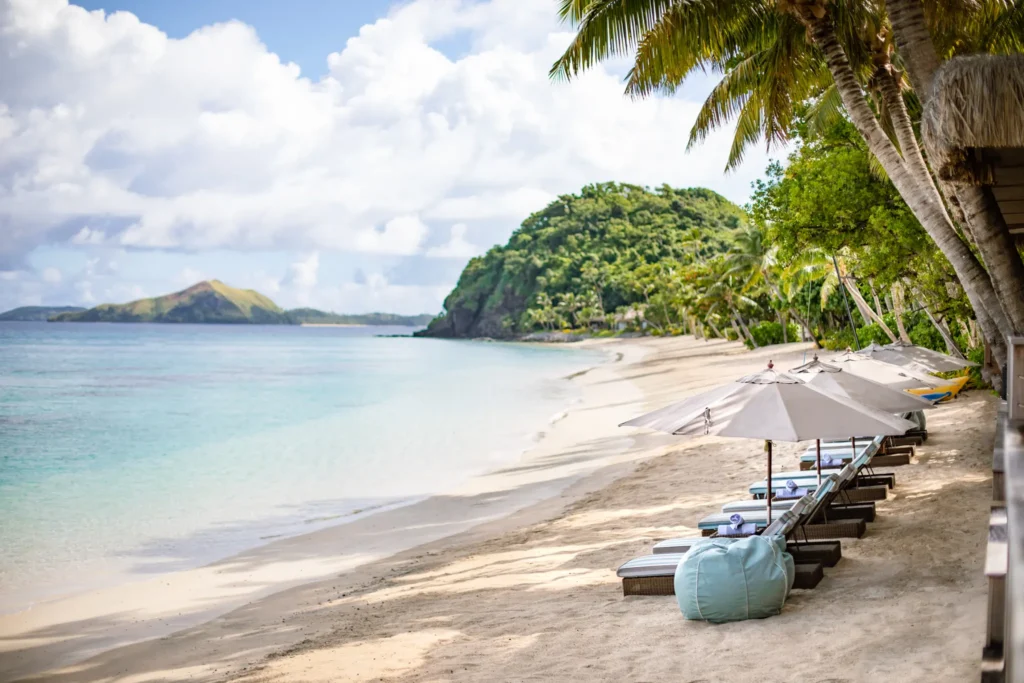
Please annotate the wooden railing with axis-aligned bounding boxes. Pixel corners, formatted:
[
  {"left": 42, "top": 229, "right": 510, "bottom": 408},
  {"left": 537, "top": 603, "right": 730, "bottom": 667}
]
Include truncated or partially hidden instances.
[{"left": 985, "top": 338, "right": 1024, "bottom": 681}]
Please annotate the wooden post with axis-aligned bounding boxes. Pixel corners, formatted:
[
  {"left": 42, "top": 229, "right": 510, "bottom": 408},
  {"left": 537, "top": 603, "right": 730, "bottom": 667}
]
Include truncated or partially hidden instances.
[{"left": 817, "top": 439, "right": 822, "bottom": 487}]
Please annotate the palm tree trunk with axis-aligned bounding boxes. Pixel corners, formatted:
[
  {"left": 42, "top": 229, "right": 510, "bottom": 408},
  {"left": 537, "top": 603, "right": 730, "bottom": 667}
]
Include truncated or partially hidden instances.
[
  {"left": 886, "top": 0, "right": 941, "bottom": 101},
  {"left": 890, "top": 282, "right": 912, "bottom": 344},
  {"left": 843, "top": 276, "right": 898, "bottom": 342},
  {"left": 869, "top": 282, "right": 885, "bottom": 319},
  {"left": 875, "top": 70, "right": 947, "bottom": 208},
  {"left": 787, "top": 307, "right": 818, "bottom": 347},
  {"left": 953, "top": 184, "right": 1024, "bottom": 332},
  {"left": 706, "top": 317, "right": 724, "bottom": 340},
  {"left": 775, "top": 309, "right": 788, "bottom": 344},
  {"left": 881, "top": 8, "right": 1024, "bottom": 337},
  {"left": 804, "top": 14, "right": 1010, "bottom": 369},
  {"left": 851, "top": 290, "right": 873, "bottom": 327},
  {"left": 730, "top": 306, "right": 757, "bottom": 348},
  {"left": 912, "top": 288, "right": 965, "bottom": 358},
  {"left": 877, "top": 65, "right": 1024, "bottom": 334}
]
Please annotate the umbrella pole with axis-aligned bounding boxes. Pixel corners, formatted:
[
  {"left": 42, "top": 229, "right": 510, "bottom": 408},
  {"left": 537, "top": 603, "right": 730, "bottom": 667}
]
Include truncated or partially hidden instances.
[
  {"left": 851, "top": 436, "right": 856, "bottom": 463},
  {"left": 767, "top": 440, "right": 773, "bottom": 523},
  {"left": 816, "top": 439, "right": 821, "bottom": 487}
]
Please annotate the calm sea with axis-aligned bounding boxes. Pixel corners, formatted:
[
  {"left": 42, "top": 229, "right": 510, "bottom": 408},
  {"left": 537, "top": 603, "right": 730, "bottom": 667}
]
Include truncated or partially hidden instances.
[{"left": 0, "top": 323, "right": 604, "bottom": 613}]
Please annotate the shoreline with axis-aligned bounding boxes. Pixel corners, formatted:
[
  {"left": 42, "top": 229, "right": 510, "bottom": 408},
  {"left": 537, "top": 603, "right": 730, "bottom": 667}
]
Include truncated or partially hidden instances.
[{"left": 0, "top": 335, "right": 667, "bottom": 682}]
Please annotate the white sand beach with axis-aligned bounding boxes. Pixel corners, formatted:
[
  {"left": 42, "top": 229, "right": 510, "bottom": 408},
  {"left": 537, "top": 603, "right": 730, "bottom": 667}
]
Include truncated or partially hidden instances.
[{"left": 1, "top": 335, "right": 995, "bottom": 682}]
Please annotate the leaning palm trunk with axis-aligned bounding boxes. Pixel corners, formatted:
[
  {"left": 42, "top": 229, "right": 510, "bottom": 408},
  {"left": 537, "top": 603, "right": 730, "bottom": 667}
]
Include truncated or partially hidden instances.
[
  {"left": 878, "top": 60, "right": 1024, "bottom": 333},
  {"left": 803, "top": 14, "right": 1008, "bottom": 371},
  {"left": 870, "top": 282, "right": 886, "bottom": 319},
  {"left": 788, "top": 307, "right": 817, "bottom": 346},
  {"left": 705, "top": 316, "right": 725, "bottom": 340},
  {"left": 761, "top": 269, "right": 816, "bottom": 346},
  {"left": 851, "top": 290, "right": 874, "bottom": 327},
  {"left": 730, "top": 306, "right": 758, "bottom": 347},
  {"left": 954, "top": 184, "right": 1024, "bottom": 331},
  {"left": 912, "top": 288, "right": 965, "bottom": 359},
  {"left": 843, "top": 276, "right": 898, "bottom": 342},
  {"left": 885, "top": 1, "right": 1024, "bottom": 337},
  {"left": 890, "top": 282, "right": 913, "bottom": 344},
  {"left": 886, "top": 0, "right": 940, "bottom": 100}
]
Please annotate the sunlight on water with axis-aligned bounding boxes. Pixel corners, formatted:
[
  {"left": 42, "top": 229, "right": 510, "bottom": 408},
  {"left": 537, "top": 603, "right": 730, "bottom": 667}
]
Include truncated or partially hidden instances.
[{"left": 0, "top": 323, "right": 604, "bottom": 612}]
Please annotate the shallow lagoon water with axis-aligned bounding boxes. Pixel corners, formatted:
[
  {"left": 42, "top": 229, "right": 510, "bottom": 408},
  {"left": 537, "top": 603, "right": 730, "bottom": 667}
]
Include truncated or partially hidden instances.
[{"left": 0, "top": 323, "right": 603, "bottom": 612}]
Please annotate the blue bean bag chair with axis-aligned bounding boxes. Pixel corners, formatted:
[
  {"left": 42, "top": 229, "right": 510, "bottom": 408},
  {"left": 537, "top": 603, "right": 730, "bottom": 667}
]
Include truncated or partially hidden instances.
[{"left": 674, "top": 535, "right": 795, "bottom": 623}]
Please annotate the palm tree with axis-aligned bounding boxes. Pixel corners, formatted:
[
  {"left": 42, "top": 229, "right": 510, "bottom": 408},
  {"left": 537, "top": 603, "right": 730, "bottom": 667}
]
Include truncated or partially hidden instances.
[
  {"left": 550, "top": 0, "right": 1024, "bottom": 369},
  {"left": 557, "top": 292, "right": 586, "bottom": 328},
  {"left": 724, "top": 224, "right": 817, "bottom": 346}
]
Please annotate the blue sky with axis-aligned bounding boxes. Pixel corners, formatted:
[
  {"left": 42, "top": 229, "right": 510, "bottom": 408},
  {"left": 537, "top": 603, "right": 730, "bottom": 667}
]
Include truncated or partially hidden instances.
[
  {"left": 0, "top": 0, "right": 774, "bottom": 314},
  {"left": 74, "top": 1, "right": 401, "bottom": 78}
]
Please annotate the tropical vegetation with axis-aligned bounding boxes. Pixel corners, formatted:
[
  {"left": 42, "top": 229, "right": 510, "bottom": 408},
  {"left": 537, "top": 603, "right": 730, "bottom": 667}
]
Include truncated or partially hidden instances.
[
  {"left": 418, "top": 184, "right": 749, "bottom": 339},
  {"left": 549, "top": 0, "right": 1024, "bottom": 385}
]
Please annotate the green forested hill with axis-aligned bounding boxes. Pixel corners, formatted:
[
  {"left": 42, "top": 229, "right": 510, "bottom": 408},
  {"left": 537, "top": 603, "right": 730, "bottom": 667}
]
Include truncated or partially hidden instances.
[
  {"left": 52, "top": 280, "right": 291, "bottom": 324},
  {"left": 417, "top": 183, "right": 745, "bottom": 339}
]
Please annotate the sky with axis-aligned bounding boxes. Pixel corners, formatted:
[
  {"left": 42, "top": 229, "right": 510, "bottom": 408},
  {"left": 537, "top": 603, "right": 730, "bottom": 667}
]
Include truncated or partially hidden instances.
[{"left": 0, "top": 0, "right": 779, "bottom": 315}]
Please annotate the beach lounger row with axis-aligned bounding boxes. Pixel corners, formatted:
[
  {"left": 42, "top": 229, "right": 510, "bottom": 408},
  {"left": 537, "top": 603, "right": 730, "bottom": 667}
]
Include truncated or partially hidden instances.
[
  {"left": 616, "top": 434, "right": 910, "bottom": 596},
  {"left": 618, "top": 479, "right": 851, "bottom": 593}
]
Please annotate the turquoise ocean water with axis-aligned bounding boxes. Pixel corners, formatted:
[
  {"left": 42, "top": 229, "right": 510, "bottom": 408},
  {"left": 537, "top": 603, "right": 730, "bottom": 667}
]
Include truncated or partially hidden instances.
[{"left": 0, "top": 323, "right": 604, "bottom": 613}]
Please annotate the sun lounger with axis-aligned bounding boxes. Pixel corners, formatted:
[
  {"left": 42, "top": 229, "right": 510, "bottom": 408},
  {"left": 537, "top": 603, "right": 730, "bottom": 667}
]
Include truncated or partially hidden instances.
[
  {"left": 721, "top": 497, "right": 875, "bottom": 521},
  {"left": 706, "top": 468, "right": 872, "bottom": 535},
  {"left": 748, "top": 478, "right": 887, "bottom": 501},
  {"left": 798, "top": 435, "right": 911, "bottom": 471},
  {"left": 618, "top": 501, "right": 828, "bottom": 595},
  {"left": 753, "top": 468, "right": 895, "bottom": 489}
]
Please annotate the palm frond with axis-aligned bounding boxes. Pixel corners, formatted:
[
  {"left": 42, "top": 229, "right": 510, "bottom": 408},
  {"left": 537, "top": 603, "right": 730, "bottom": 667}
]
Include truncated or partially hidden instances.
[
  {"left": 866, "top": 153, "right": 890, "bottom": 181},
  {"left": 550, "top": 0, "right": 678, "bottom": 81},
  {"left": 806, "top": 84, "right": 845, "bottom": 137}
]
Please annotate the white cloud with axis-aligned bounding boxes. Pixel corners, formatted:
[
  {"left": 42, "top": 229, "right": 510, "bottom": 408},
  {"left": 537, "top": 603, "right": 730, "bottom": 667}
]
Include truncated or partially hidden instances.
[
  {"left": 0, "top": 0, "right": 778, "bottom": 313},
  {"left": 41, "top": 266, "right": 61, "bottom": 283},
  {"left": 70, "top": 227, "right": 107, "bottom": 245},
  {"left": 284, "top": 252, "right": 319, "bottom": 289},
  {"left": 352, "top": 216, "right": 429, "bottom": 255},
  {"left": 175, "top": 266, "right": 208, "bottom": 286},
  {"left": 426, "top": 223, "right": 479, "bottom": 258},
  {"left": 305, "top": 271, "right": 449, "bottom": 315},
  {"left": 279, "top": 252, "right": 320, "bottom": 305},
  {"left": 0, "top": 0, "right": 769, "bottom": 268}
]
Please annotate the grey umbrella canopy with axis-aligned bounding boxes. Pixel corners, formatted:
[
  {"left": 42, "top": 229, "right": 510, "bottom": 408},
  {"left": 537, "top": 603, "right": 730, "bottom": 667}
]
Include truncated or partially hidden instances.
[
  {"left": 825, "top": 350, "right": 943, "bottom": 390},
  {"left": 859, "top": 340, "right": 978, "bottom": 373},
  {"left": 789, "top": 356, "right": 935, "bottom": 414},
  {"left": 620, "top": 363, "right": 917, "bottom": 519}
]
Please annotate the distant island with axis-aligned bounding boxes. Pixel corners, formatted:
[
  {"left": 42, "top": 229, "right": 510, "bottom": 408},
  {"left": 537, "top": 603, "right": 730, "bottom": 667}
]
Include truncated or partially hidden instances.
[
  {"left": 22, "top": 280, "right": 431, "bottom": 326},
  {"left": 286, "top": 309, "right": 434, "bottom": 327},
  {"left": 0, "top": 306, "right": 86, "bottom": 322}
]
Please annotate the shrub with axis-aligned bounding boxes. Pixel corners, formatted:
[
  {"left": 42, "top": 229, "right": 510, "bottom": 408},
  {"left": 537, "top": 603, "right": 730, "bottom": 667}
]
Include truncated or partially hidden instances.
[{"left": 745, "top": 321, "right": 802, "bottom": 348}]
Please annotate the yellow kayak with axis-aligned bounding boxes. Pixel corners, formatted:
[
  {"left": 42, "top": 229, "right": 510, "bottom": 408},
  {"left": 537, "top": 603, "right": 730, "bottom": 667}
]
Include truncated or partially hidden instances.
[{"left": 905, "top": 375, "right": 970, "bottom": 402}]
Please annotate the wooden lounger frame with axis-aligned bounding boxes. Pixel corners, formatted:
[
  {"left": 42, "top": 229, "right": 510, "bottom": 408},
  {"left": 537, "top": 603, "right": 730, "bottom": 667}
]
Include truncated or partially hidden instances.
[
  {"left": 622, "top": 562, "right": 825, "bottom": 596},
  {"left": 798, "top": 453, "right": 910, "bottom": 470}
]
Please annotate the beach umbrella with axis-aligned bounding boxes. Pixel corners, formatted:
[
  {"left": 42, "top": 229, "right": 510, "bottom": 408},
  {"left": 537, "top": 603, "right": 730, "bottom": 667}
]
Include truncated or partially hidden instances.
[
  {"left": 620, "top": 362, "right": 917, "bottom": 520},
  {"left": 790, "top": 355, "right": 935, "bottom": 413},
  {"left": 860, "top": 340, "right": 978, "bottom": 373},
  {"left": 825, "top": 350, "right": 943, "bottom": 390},
  {"left": 790, "top": 355, "right": 934, "bottom": 482}
]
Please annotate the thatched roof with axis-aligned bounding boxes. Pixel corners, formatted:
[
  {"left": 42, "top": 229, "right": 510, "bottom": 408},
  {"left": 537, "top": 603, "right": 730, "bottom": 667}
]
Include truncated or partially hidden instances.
[{"left": 922, "top": 54, "right": 1024, "bottom": 182}]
